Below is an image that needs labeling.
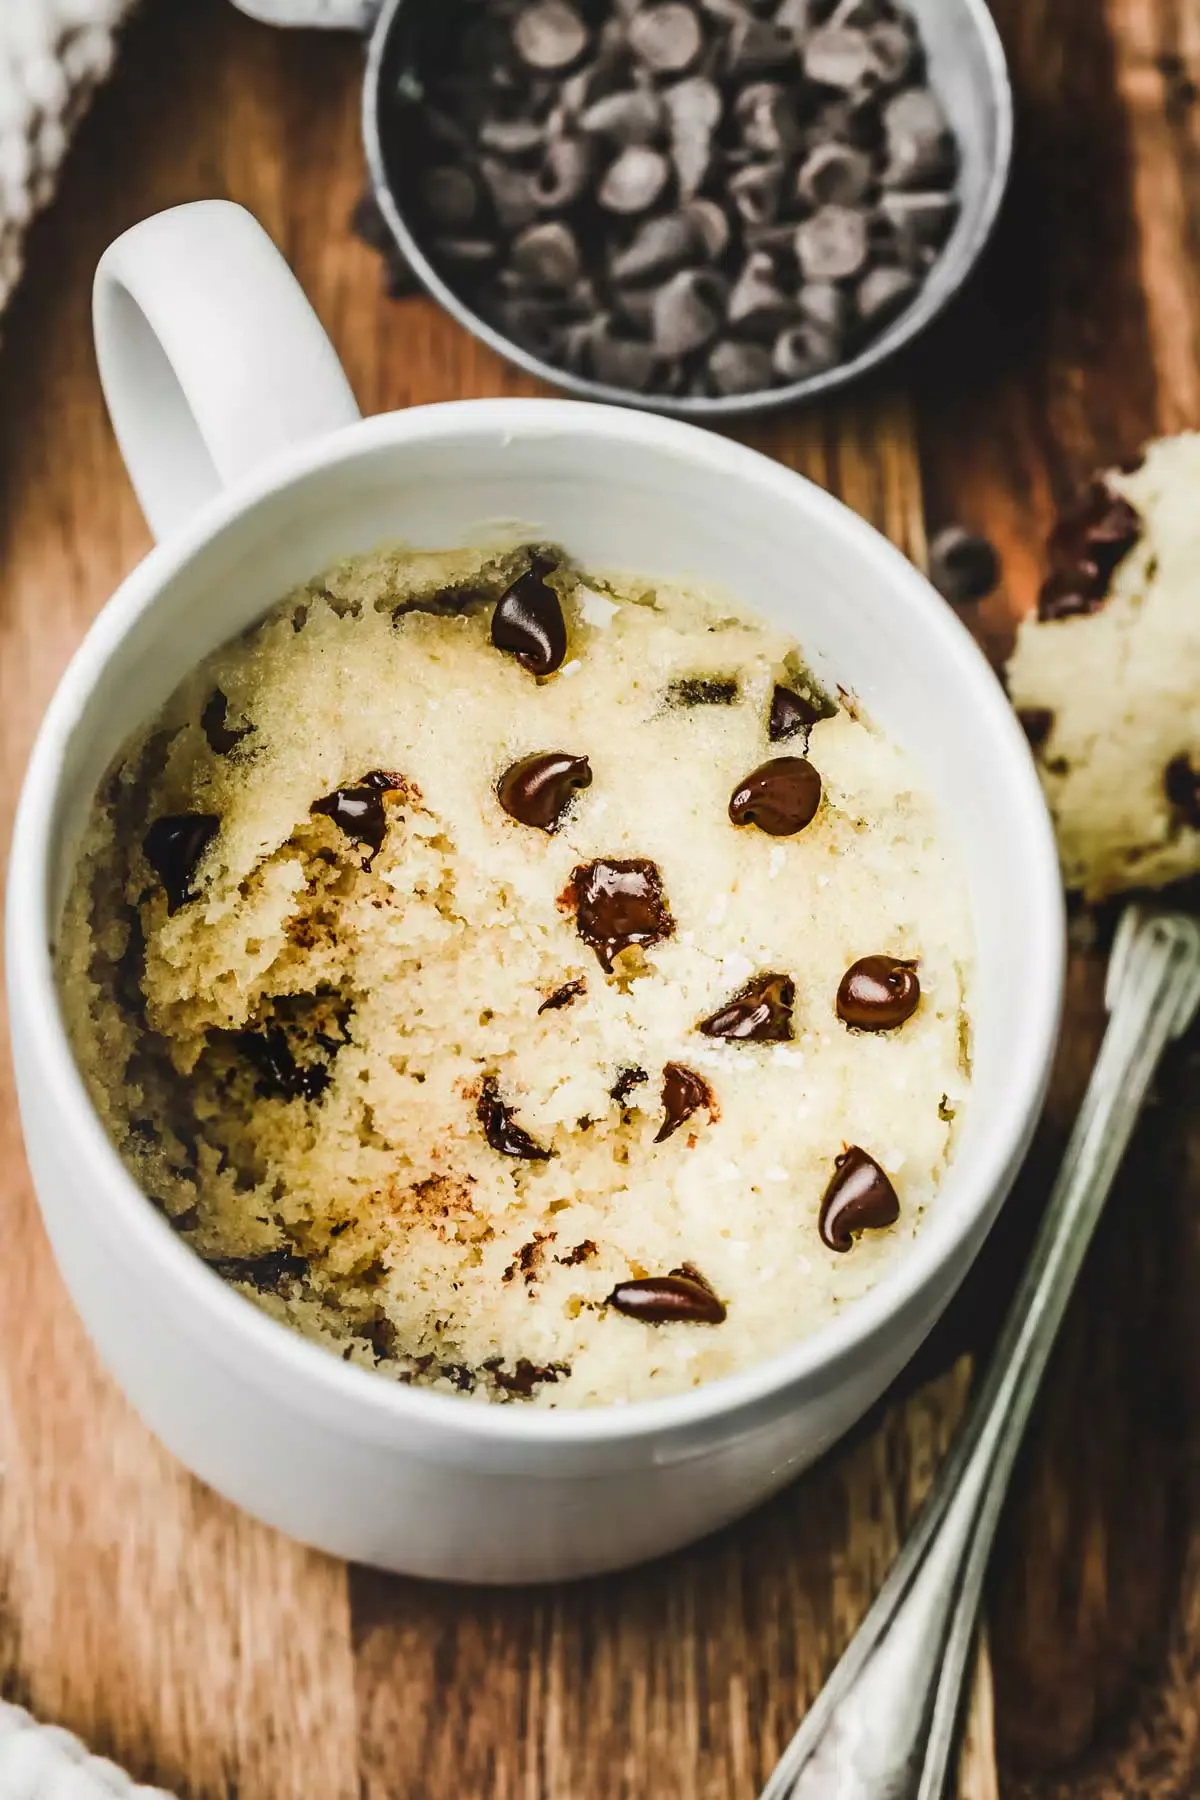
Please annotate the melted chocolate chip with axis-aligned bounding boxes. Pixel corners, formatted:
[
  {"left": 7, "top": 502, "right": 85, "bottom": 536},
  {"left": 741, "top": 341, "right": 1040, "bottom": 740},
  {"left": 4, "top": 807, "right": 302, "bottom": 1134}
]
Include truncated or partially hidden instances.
[
  {"left": 769, "top": 684, "right": 822, "bottom": 743},
  {"left": 655, "top": 1063, "right": 714, "bottom": 1142},
  {"left": 538, "top": 977, "right": 587, "bottom": 1014},
  {"left": 699, "top": 972, "right": 795, "bottom": 1042},
  {"left": 818, "top": 1146, "right": 900, "bottom": 1252},
  {"left": 729, "top": 757, "right": 822, "bottom": 836},
  {"left": 611, "top": 1064, "right": 648, "bottom": 1107},
  {"left": 143, "top": 814, "right": 219, "bottom": 913},
  {"left": 484, "top": 1356, "right": 570, "bottom": 1397},
  {"left": 477, "top": 1077, "right": 553, "bottom": 1159},
  {"left": 206, "top": 1249, "right": 309, "bottom": 1294},
  {"left": 498, "top": 750, "right": 592, "bottom": 830},
  {"left": 235, "top": 1027, "right": 331, "bottom": 1103},
  {"left": 568, "top": 858, "right": 674, "bottom": 970},
  {"left": 667, "top": 677, "right": 739, "bottom": 707},
  {"left": 311, "top": 770, "right": 406, "bottom": 861},
  {"left": 1037, "top": 479, "right": 1142, "bottom": 621},
  {"left": 607, "top": 1270, "right": 726, "bottom": 1324},
  {"left": 491, "top": 552, "right": 568, "bottom": 675},
  {"left": 836, "top": 956, "right": 921, "bottom": 1032},
  {"left": 557, "top": 1239, "right": 597, "bottom": 1266},
  {"left": 1165, "top": 754, "right": 1200, "bottom": 829},
  {"left": 1017, "top": 707, "right": 1055, "bottom": 752},
  {"left": 201, "top": 690, "right": 253, "bottom": 755}
]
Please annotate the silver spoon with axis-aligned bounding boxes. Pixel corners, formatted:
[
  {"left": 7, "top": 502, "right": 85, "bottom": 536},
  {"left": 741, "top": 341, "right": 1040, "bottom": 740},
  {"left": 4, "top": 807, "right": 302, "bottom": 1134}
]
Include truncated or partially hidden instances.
[{"left": 761, "top": 905, "right": 1200, "bottom": 1800}]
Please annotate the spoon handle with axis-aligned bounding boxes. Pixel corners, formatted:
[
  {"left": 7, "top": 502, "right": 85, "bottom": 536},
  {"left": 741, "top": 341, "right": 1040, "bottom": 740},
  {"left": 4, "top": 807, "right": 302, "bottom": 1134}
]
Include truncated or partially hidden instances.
[{"left": 762, "top": 907, "right": 1200, "bottom": 1800}]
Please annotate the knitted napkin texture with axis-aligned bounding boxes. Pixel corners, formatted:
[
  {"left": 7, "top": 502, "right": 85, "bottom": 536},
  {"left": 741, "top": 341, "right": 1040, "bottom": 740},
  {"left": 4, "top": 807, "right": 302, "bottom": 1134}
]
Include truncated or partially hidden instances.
[{"left": 0, "top": 0, "right": 137, "bottom": 319}]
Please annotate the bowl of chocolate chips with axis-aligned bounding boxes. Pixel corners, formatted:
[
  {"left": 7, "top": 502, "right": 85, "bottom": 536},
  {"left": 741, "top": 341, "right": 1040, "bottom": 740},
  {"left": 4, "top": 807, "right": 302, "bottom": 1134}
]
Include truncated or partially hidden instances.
[{"left": 364, "top": 0, "right": 1011, "bottom": 412}]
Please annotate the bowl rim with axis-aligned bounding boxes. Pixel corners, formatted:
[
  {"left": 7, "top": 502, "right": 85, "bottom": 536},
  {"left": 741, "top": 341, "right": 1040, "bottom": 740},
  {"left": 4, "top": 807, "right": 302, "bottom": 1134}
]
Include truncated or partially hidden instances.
[
  {"left": 360, "top": 0, "right": 1015, "bottom": 419},
  {"left": 8, "top": 399, "right": 1065, "bottom": 1452}
]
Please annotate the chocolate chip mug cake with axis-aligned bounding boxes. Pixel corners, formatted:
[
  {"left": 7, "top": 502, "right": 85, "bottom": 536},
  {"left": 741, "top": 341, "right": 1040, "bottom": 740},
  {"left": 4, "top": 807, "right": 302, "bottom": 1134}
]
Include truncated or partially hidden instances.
[{"left": 58, "top": 543, "right": 973, "bottom": 1406}]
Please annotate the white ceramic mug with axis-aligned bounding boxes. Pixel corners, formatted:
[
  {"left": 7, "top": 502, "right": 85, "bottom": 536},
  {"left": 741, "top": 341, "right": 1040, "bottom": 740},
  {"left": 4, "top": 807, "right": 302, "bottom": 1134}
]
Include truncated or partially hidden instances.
[{"left": 6, "top": 202, "right": 1064, "bottom": 1583}]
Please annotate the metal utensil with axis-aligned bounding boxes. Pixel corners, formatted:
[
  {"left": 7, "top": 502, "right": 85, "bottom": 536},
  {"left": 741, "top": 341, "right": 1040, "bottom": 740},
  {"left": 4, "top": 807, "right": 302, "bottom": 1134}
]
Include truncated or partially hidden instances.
[
  {"left": 227, "top": 0, "right": 1013, "bottom": 420},
  {"left": 761, "top": 905, "right": 1200, "bottom": 1800}
]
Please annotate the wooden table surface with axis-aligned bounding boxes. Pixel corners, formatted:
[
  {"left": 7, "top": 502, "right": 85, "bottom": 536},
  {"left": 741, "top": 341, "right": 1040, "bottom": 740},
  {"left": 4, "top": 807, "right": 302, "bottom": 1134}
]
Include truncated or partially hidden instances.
[{"left": 2, "top": 2, "right": 1200, "bottom": 1795}]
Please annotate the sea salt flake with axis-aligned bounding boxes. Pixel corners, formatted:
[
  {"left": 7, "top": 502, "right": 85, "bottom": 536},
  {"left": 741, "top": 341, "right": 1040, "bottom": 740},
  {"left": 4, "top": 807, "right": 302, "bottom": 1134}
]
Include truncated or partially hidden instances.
[
  {"left": 559, "top": 659, "right": 582, "bottom": 677},
  {"left": 768, "top": 846, "right": 787, "bottom": 879},
  {"left": 764, "top": 1166, "right": 789, "bottom": 1183},
  {"left": 771, "top": 1045, "right": 805, "bottom": 1066},
  {"left": 578, "top": 587, "right": 620, "bottom": 628},
  {"left": 721, "top": 950, "right": 755, "bottom": 985}
]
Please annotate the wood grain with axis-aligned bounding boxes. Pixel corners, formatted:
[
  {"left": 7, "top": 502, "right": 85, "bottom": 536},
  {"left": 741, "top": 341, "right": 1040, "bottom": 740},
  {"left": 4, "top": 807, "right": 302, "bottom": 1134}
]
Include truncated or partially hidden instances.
[{"left": 0, "top": 1, "right": 1197, "bottom": 1795}]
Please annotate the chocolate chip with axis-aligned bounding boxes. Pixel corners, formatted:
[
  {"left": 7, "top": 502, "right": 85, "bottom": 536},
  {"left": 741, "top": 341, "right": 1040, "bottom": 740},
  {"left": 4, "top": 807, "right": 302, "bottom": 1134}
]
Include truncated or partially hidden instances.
[
  {"left": 769, "top": 683, "right": 822, "bottom": 742},
  {"left": 818, "top": 1146, "right": 900, "bottom": 1251},
  {"left": 796, "top": 142, "right": 873, "bottom": 207},
  {"left": 1017, "top": 707, "right": 1055, "bottom": 752},
  {"left": 796, "top": 204, "right": 869, "bottom": 281},
  {"left": 477, "top": 1077, "right": 553, "bottom": 1160},
  {"left": 883, "top": 86, "right": 954, "bottom": 188},
  {"left": 498, "top": 750, "right": 593, "bottom": 830},
  {"left": 665, "top": 77, "right": 723, "bottom": 194},
  {"left": 836, "top": 955, "right": 920, "bottom": 1031},
  {"left": 568, "top": 858, "right": 674, "bottom": 970},
  {"left": 492, "top": 552, "right": 568, "bottom": 675},
  {"left": 804, "top": 25, "right": 876, "bottom": 88},
  {"left": 206, "top": 1248, "right": 309, "bottom": 1294},
  {"left": 590, "top": 328, "right": 663, "bottom": 388},
  {"left": 773, "top": 322, "right": 839, "bottom": 381},
  {"left": 879, "top": 191, "right": 959, "bottom": 263},
  {"left": 727, "top": 15, "right": 797, "bottom": 74},
  {"left": 1165, "top": 754, "right": 1200, "bottom": 829},
  {"left": 708, "top": 339, "right": 775, "bottom": 393},
  {"left": 653, "top": 268, "right": 727, "bottom": 355},
  {"left": 728, "top": 252, "right": 793, "bottom": 337},
  {"left": 581, "top": 89, "right": 666, "bottom": 145},
  {"left": 736, "top": 81, "right": 801, "bottom": 156},
  {"left": 534, "top": 136, "right": 595, "bottom": 210},
  {"left": 599, "top": 145, "right": 672, "bottom": 214},
  {"left": 539, "top": 977, "right": 587, "bottom": 1014},
  {"left": 510, "top": 220, "right": 581, "bottom": 288},
  {"left": 728, "top": 161, "right": 785, "bottom": 225},
  {"left": 235, "top": 1026, "right": 331, "bottom": 1103},
  {"left": 1037, "top": 479, "right": 1142, "bottom": 622},
  {"left": 729, "top": 756, "right": 822, "bottom": 834},
  {"left": 311, "top": 771, "right": 407, "bottom": 861},
  {"left": 513, "top": 0, "right": 589, "bottom": 71},
  {"left": 143, "top": 814, "right": 219, "bottom": 913},
  {"left": 656, "top": 1063, "right": 714, "bottom": 1142},
  {"left": 611, "top": 1064, "right": 649, "bottom": 1107},
  {"left": 420, "top": 166, "right": 479, "bottom": 230},
  {"left": 699, "top": 971, "right": 795, "bottom": 1041},
  {"left": 201, "top": 690, "right": 252, "bottom": 756},
  {"left": 485, "top": 1356, "right": 570, "bottom": 1396},
  {"left": 607, "top": 1271, "right": 726, "bottom": 1323},
  {"left": 480, "top": 158, "right": 540, "bottom": 230},
  {"left": 667, "top": 676, "right": 739, "bottom": 705},
  {"left": 856, "top": 263, "right": 918, "bottom": 325},
  {"left": 478, "top": 118, "right": 546, "bottom": 159},
  {"left": 611, "top": 213, "right": 698, "bottom": 282},
  {"left": 434, "top": 236, "right": 500, "bottom": 269},
  {"left": 684, "top": 195, "right": 733, "bottom": 258},
  {"left": 798, "top": 280, "right": 852, "bottom": 336},
  {"left": 867, "top": 18, "right": 916, "bottom": 83},
  {"left": 928, "top": 526, "right": 1001, "bottom": 604},
  {"left": 629, "top": 3, "right": 705, "bottom": 72}
]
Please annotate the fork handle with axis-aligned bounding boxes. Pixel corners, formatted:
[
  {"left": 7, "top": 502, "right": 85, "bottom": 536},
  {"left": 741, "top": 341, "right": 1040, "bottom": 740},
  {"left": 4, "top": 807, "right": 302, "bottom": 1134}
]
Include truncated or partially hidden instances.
[{"left": 763, "top": 908, "right": 1200, "bottom": 1800}]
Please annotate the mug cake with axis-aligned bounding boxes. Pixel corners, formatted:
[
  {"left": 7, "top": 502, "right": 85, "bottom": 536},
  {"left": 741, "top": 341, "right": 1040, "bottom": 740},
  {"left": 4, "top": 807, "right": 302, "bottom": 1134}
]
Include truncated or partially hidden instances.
[{"left": 58, "top": 543, "right": 973, "bottom": 1405}]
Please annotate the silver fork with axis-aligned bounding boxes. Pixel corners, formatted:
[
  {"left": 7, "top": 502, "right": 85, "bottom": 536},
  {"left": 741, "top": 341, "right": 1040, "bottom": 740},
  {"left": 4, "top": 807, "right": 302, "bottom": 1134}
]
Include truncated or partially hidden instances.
[{"left": 761, "top": 905, "right": 1200, "bottom": 1800}]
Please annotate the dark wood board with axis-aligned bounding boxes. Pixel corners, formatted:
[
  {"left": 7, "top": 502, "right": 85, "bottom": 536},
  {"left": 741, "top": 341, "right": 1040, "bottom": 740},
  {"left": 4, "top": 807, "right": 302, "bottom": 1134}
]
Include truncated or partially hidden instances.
[{"left": 0, "top": 2, "right": 1197, "bottom": 1795}]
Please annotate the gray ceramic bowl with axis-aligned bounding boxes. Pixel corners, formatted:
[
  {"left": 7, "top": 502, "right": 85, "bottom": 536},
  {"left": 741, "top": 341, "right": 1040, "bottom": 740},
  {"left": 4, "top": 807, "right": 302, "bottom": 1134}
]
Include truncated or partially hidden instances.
[{"left": 240, "top": 0, "right": 1013, "bottom": 418}]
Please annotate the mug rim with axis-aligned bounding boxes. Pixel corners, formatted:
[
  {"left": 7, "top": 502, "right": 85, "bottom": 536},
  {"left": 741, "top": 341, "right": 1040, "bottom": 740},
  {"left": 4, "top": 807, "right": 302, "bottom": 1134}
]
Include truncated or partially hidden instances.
[{"left": 8, "top": 397, "right": 1065, "bottom": 1449}]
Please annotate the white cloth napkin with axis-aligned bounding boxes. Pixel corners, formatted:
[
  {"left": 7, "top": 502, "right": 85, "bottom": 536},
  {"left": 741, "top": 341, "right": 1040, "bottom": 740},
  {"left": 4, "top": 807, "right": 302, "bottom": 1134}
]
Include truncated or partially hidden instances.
[
  {"left": 0, "top": 0, "right": 136, "bottom": 320},
  {"left": 0, "top": 1704, "right": 174, "bottom": 1800}
]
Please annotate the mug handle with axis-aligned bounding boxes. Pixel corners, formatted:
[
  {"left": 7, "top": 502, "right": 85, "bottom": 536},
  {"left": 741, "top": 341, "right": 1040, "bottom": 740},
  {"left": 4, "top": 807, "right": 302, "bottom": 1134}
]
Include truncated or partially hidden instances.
[{"left": 93, "top": 201, "right": 362, "bottom": 542}]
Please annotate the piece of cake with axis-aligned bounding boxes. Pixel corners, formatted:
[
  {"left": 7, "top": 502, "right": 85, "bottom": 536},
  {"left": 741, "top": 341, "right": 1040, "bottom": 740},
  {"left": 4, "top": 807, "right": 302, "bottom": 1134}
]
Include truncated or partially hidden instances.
[
  {"left": 58, "top": 542, "right": 974, "bottom": 1406},
  {"left": 1007, "top": 434, "right": 1200, "bottom": 899}
]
